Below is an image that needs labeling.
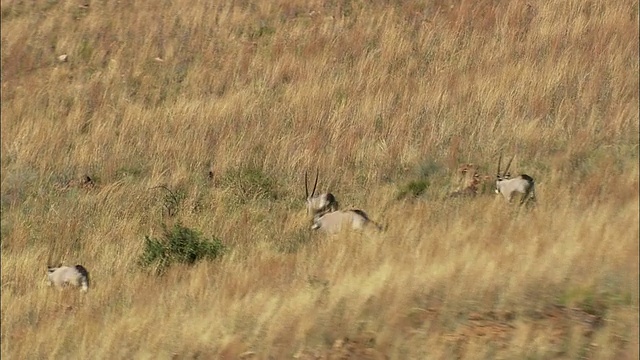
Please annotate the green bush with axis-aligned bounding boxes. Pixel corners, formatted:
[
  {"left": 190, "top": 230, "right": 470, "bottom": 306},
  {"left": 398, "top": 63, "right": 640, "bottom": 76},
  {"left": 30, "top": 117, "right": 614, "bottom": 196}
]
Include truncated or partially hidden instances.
[
  {"left": 139, "top": 222, "right": 225, "bottom": 274},
  {"left": 396, "top": 179, "right": 429, "bottom": 200}
]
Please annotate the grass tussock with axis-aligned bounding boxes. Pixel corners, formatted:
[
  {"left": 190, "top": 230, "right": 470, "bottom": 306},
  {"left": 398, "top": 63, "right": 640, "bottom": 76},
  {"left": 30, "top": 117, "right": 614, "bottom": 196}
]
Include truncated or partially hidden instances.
[{"left": 1, "top": 0, "right": 638, "bottom": 358}]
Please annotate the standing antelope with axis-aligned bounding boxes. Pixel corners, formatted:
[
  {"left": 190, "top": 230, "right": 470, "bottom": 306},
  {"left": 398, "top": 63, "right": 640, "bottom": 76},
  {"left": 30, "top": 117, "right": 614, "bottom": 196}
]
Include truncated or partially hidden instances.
[
  {"left": 495, "top": 155, "right": 536, "bottom": 205},
  {"left": 305, "top": 170, "right": 382, "bottom": 234},
  {"left": 46, "top": 264, "right": 90, "bottom": 292}
]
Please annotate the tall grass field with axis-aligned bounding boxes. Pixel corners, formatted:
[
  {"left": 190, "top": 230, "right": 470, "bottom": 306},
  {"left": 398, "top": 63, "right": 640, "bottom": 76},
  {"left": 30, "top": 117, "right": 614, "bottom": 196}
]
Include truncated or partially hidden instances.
[{"left": 1, "top": 0, "right": 638, "bottom": 358}]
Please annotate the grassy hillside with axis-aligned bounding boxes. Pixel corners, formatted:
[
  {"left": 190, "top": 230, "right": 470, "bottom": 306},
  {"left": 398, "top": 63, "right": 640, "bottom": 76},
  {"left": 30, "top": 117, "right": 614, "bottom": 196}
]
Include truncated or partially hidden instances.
[{"left": 1, "top": 0, "right": 638, "bottom": 358}]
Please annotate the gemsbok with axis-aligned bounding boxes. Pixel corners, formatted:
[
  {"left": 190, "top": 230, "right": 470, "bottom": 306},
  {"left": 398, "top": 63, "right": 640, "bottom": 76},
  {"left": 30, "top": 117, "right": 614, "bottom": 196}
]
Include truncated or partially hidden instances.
[
  {"left": 305, "top": 170, "right": 382, "bottom": 234},
  {"left": 495, "top": 155, "right": 536, "bottom": 205},
  {"left": 46, "top": 264, "right": 90, "bottom": 292}
]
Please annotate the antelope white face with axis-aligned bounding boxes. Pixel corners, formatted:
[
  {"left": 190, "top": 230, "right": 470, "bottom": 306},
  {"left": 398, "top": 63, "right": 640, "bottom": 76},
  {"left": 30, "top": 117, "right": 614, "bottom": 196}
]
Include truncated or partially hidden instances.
[
  {"left": 495, "top": 177, "right": 504, "bottom": 194},
  {"left": 495, "top": 154, "right": 513, "bottom": 194},
  {"left": 305, "top": 170, "right": 338, "bottom": 217},
  {"left": 307, "top": 193, "right": 338, "bottom": 216},
  {"left": 495, "top": 155, "right": 536, "bottom": 204}
]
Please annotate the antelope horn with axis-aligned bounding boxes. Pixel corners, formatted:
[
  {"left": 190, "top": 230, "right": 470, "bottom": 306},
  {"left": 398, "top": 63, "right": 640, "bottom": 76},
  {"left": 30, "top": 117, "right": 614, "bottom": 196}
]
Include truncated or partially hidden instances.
[
  {"left": 305, "top": 171, "right": 309, "bottom": 198},
  {"left": 497, "top": 154, "right": 503, "bottom": 177},
  {"left": 311, "top": 168, "right": 319, "bottom": 197},
  {"left": 503, "top": 155, "right": 515, "bottom": 177}
]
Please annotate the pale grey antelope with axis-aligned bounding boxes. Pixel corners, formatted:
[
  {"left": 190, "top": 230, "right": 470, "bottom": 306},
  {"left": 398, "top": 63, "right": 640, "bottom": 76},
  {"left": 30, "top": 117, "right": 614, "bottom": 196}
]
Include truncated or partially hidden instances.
[
  {"left": 46, "top": 264, "right": 90, "bottom": 292},
  {"left": 495, "top": 155, "right": 536, "bottom": 205},
  {"left": 305, "top": 170, "right": 382, "bottom": 234}
]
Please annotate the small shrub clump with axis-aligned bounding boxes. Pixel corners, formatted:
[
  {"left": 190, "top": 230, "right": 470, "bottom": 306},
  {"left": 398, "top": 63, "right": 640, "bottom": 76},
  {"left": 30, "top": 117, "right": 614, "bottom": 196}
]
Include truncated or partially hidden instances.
[
  {"left": 396, "top": 179, "right": 429, "bottom": 200},
  {"left": 139, "top": 222, "right": 225, "bottom": 274}
]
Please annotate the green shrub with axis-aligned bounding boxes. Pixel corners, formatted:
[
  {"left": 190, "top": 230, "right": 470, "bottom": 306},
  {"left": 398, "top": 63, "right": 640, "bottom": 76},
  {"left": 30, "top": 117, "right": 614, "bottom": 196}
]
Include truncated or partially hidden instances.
[
  {"left": 139, "top": 222, "right": 225, "bottom": 274},
  {"left": 396, "top": 179, "right": 429, "bottom": 200}
]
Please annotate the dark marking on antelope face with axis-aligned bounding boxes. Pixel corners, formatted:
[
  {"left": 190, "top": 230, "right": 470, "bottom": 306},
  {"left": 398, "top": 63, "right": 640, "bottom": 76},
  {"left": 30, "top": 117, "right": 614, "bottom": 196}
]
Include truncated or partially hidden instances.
[{"left": 307, "top": 193, "right": 338, "bottom": 216}]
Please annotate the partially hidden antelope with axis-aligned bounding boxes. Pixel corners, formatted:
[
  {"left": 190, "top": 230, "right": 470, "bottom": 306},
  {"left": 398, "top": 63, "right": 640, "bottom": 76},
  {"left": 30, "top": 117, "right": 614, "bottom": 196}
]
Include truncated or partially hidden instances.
[
  {"left": 305, "top": 170, "right": 382, "bottom": 234},
  {"left": 495, "top": 155, "right": 536, "bottom": 205},
  {"left": 46, "top": 264, "right": 90, "bottom": 292}
]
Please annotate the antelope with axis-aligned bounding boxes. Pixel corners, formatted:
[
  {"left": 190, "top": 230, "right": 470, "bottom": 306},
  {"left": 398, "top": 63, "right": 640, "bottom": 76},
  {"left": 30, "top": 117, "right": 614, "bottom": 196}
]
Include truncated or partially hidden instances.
[
  {"left": 495, "top": 155, "right": 536, "bottom": 205},
  {"left": 305, "top": 170, "right": 382, "bottom": 234},
  {"left": 46, "top": 264, "right": 90, "bottom": 292}
]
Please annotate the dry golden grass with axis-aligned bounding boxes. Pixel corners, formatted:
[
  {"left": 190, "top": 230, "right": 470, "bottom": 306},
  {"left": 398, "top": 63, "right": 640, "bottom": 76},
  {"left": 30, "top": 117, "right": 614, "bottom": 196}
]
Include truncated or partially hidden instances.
[{"left": 1, "top": 0, "right": 638, "bottom": 358}]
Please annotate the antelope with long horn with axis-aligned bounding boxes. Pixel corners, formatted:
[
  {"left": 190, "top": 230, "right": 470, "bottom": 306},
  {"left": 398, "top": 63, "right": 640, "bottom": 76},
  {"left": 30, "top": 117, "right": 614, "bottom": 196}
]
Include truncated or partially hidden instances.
[
  {"left": 305, "top": 169, "right": 339, "bottom": 217},
  {"left": 305, "top": 170, "right": 382, "bottom": 234},
  {"left": 495, "top": 155, "right": 536, "bottom": 205}
]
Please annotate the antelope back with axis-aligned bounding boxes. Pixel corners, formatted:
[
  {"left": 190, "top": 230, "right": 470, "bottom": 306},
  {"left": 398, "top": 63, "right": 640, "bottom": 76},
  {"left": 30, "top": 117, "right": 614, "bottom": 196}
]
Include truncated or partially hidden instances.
[
  {"left": 47, "top": 266, "right": 74, "bottom": 284},
  {"left": 495, "top": 175, "right": 535, "bottom": 202},
  {"left": 47, "top": 265, "right": 89, "bottom": 291},
  {"left": 313, "top": 209, "right": 376, "bottom": 234}
]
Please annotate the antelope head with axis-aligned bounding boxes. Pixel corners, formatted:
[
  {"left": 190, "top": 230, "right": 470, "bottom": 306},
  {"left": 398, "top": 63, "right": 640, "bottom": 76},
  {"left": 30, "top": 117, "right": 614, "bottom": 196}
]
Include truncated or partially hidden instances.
[
  {"left": 305, "top": 169, "right": 338, "bottom": 217},
  {"left": 304, "top": 169, "right": 382, "bottom": 234},
  {"left": 495, "top": 155, "right": 536, "bottom": 205}
]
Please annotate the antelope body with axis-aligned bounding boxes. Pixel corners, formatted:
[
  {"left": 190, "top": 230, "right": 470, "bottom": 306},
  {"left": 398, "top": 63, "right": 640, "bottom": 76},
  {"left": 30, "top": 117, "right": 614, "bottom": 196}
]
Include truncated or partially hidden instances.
[
  {"left": 495, "top": 155, "right": 536, "bottom": 205},
  {"left": 311, "top": 209, "right": 382, "bottom": 234},
  {"left": 305, "top": 170, "right": 382, "bottom": 234},
  {"left": 47, "top": 264, "right": 90, "bottom": 292}
]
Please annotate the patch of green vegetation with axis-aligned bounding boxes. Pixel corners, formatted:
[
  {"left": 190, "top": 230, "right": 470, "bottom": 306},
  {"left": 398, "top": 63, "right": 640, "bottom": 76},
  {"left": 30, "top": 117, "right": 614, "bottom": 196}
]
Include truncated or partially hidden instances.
[
  {"left": 417, "top": 159, "right": 444, "bottom": 179},
  {"left": 554, "top": 286, "right": 626, "bottom": 318},
  {"left": 78, "top": 37, "right": 93, "bottom": 61},
  {"left": 220, "top": 165, "right": 278, "bottom": 203},
  {"left": 138, "top": 222, "right": 226, "bottom": 275},
  {"left": 334, "top": 88, "right": 349, "bottom": 107},
  {"left": 115, "top": 165, "right": 145, "bottom": 179},
  {"left": 394, "top": 160, "right": 447, "bottom": 200},
  {"left": 248, "top": 21, "right": 275, "bottom": 40},
  {"left": 396, "top": 179, "right": 429, "bottom": 200},
  {"left": 1, "top": 166, "right": 39, "bottom": 211}
]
